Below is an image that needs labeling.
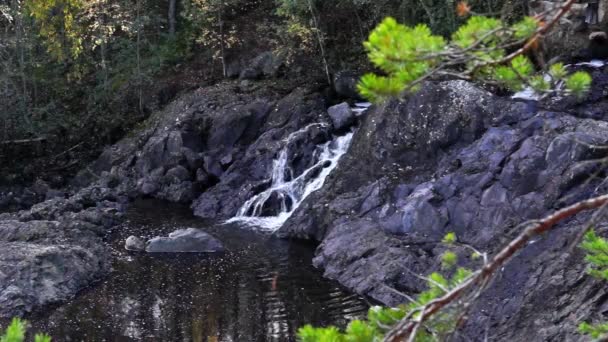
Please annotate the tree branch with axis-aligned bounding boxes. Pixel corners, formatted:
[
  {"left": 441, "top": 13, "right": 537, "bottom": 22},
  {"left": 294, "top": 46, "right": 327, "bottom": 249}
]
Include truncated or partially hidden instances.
[
  {"left": 470, "top": 0, "right": 578, "bottom": 74},
  {"left": 384, "top": 193, "right": 608, "bottom": 342}
]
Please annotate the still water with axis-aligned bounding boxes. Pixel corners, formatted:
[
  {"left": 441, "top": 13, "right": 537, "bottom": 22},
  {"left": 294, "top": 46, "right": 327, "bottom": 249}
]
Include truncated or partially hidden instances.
[{"left": 29, "top": 199, "right": 370, "bottom": 341}]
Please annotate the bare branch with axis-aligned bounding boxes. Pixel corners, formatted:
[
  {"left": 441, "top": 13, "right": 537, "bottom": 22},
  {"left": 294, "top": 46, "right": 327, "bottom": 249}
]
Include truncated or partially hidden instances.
[
  {"left": 384, "top": 193, "right": 608, "bottom": 341},
  {"left": 470, "top": 0, "right": 578, "bottom": 74}
]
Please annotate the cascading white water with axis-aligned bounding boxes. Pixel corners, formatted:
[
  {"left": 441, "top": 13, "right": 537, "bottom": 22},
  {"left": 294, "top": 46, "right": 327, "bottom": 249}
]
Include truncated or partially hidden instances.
[{"left": 226, "top": 130, "right": 354, "bottom": 232}]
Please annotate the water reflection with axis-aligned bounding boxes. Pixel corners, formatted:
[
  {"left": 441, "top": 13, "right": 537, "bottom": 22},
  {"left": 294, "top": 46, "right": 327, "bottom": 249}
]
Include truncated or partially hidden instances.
[{"left": 28, "top": 199, "right": 369, "bottom": 341}]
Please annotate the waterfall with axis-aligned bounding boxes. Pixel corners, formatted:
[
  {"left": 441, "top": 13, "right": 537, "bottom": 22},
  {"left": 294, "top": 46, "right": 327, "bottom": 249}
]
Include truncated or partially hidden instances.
[{"left": 226, "top": 129, "right": 354, "bottom": 232}]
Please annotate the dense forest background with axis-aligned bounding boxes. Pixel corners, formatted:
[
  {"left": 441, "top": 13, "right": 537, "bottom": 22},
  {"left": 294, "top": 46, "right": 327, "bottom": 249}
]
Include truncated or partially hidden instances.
[{"left": 0, "top": 0, "right": 524, "bottom": 184}]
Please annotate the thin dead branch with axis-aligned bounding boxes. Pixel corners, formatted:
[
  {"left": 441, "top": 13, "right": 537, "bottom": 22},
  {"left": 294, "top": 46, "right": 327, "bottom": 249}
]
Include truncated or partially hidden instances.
[{"left": 384, "top": 193, "right": 608, "bottom": 341}]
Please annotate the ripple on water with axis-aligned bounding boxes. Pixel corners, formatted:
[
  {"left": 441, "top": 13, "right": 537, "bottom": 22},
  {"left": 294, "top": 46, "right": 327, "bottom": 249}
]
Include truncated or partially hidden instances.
[{"left": 27, "top": 199, "right": 370, "bottom": 341}]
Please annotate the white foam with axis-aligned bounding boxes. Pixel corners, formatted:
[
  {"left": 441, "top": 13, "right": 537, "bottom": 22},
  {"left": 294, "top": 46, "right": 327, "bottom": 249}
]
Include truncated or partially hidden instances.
[{"left": 226, "top": 132, "right": 353, "bottom": 232}]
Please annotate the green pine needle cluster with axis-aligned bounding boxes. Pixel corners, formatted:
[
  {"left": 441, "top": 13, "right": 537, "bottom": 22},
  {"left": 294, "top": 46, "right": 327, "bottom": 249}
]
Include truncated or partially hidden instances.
[
  {"left": 358, "top": 17, "right": 446, "bottom": 101},
  {"left": 579, "top": 321, "right": 608, "bottom": 339},
  {"left": 1, "top": 318, "right": 51, "bottom": 342},
  {"left": 578, "top": 230, "right": 608, "bottom": 339},
  {"left": 581, "top": 229, "right": 608, "bottom": 281},
  {"left": 358, "top": 15, "right": 591, "bottom": 103},
  {"left": 297, "top": 234, "right": 474, "bottom": 342}
]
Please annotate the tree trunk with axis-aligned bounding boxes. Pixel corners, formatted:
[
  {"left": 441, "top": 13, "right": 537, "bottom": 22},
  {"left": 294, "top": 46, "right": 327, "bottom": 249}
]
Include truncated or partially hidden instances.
[
  {"left": 307, "top": 0, "right": 331, "bottom": 85},
  {"left": 168, "top": 0, "right": 177, "bottom": 38},
  {"left": 600, "top": 0, "right": 608, "bottom": 26},
  {"left": 136, "top": 0, "right": 143, "bottom": 114},
  {"left": 218, "top": 2, "right": 227, "bottom": 78}
]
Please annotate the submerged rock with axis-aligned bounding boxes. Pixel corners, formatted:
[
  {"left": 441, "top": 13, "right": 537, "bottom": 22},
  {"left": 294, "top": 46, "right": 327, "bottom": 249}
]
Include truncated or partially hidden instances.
[
  {"left": 145, "top": 228, "right": 224, "bottom": 253},
  {"left": 125, "top": 235, "right": 145, "bottom": 251}
]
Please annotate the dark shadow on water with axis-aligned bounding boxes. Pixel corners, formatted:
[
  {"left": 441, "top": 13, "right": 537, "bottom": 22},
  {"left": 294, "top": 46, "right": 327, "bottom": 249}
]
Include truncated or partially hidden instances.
[{"left": 28, "top": 199, "right": 370, "bottom": 341}]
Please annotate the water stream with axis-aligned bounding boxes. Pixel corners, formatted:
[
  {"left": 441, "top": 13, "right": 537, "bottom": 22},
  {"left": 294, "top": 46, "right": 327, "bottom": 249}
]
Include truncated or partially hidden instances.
[
  {"left": 28, "top": 200, "right": 370, "bottom": 341},
  {"left": 27, "top": 107, "right": 370, "bottom": 340}
]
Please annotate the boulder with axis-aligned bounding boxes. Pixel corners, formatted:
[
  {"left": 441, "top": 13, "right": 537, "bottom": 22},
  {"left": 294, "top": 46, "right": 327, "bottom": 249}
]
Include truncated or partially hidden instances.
[
  {"left": 0, "top": 242, "right": 108, "bottom": 318},
  {"left": 145, "top": 228, "right": 224, "bottom": 253},
  {"left": 0, "top": 192, "right": 119, "bottom": 318},
  {"left": 164, "top": 165, "right": 191, "bottom": 183},
  {"left": 239, "top": 51, "right": 284, "bottom": 80},
  {"left": 125, "top": 235, "right": 145, "bottom": 251},
  {"left": 328, "top": 102, "right": 356, "bottom": 131}
]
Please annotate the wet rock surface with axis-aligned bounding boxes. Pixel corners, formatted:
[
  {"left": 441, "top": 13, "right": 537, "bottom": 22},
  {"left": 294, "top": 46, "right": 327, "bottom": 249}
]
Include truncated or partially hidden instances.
[
  {"left": 0, "top": 184, "right": 126, "bottom": 318},
  {"left": 145, "top": 228, "right": 224, "bottom": 253},
  {"left": 328, "top": 102, "right": 356, "bottom": 131}
]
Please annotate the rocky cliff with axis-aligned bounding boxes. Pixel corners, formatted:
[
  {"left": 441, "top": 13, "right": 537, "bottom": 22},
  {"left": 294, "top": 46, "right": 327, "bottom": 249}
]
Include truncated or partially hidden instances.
[
  {"left": 3, "top": 66, "right": 608, "bottom": 340},
  {"left": 277, "top": 74, "right": 608, "bottom": 340}
]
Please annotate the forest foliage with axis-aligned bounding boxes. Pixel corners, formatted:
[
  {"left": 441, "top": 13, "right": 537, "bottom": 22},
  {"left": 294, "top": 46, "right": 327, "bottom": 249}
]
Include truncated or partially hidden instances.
[{"left": 0, "top": 0, "right": 526, "bottom": 146}]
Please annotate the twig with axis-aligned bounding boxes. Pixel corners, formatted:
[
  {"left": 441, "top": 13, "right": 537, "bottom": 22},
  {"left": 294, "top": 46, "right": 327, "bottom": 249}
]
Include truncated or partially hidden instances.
[
  {"left": 382, "top": 284, "right": 420, "bottom": 305},
  {"left": 470, "top": 0, "right": 578, "bottom": 74},
  {"left": 0, "top": 137, "right": 46, "bottom": 145},
  {"left": 51, "top": 141, "right": 85, "bottom": 160}
]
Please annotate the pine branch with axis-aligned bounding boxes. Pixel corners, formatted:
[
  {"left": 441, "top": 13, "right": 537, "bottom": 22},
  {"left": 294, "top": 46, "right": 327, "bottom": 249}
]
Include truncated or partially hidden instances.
[
  {"left": 470, "top": 0, "right": 578, "bottom": 74},
  {"left": 385, "top": 193, "right": 608, "bottom": 342}
]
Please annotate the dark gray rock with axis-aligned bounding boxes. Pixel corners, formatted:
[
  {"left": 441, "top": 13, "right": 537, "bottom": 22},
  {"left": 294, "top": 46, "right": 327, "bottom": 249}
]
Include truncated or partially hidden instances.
[
  {"left": 328, "top": 102, "right": 356, "bottom": 131},
  {"left": 0, "top": 242, "right": 107, "bottom": 318},
  {"left": 333, "top": 70, "right": 362, "bottom": 100},
  {"left": 145, "top": 228, "right": 224, "bottom": 253},
  {"left": 191, "top": 88, "right": 332, "bottom": 219},
  {"left": 139, "top": 180, "right": 159, "bottom": 195},
  {"left": 278, "top": 78, "right": 608, "bottom": 341},
  {"left": 164, "top": 165, "right": 191, "bottom": 183},
  {"left": 0, "top": 179, "right": 126, "bottom": 318},
  {"left": 239, "top": 51, "right": 284, "bottom": 80},
  {"left": 0, "top": 199, "right": 117, "bottom": 318},
  {"left": 125, "top": 235, "right": 145, "bottom": 251}
]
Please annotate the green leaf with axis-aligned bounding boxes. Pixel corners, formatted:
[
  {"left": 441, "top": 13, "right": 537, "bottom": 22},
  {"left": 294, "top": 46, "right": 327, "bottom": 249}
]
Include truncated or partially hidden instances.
[
  {"left": 1, "top": 318, "right": 26, "bottom": 342},
  {"left": 549, "top": 63, "right": 567, "bottom": 80},
  {"left": 493, "top": 66, "right": 522, "bottom": 91},
  {"left": 452, "top": 16, "right": 502, "bottom": 49},
  {"left": 442, "top": 232, "right": 456, "bottom": 244},
  {"left": 441, "top": 251, "right": 458, "bottom": 269},
  {"left": 298, "top": 325, "right": 344, "bottom": 342},
  {"left": 529, "top": 75, "right": 550, "bottom": 93},
  {"left": 344, "top": 320, "right": 378, "bottom": 342},
  {"left": 510, "top": 55, "right": 533, "bottom": 78},
  {"left": 565, "top": 71, "right": 592, "bottom": 99},
  {"left": 511, "top": 16, "right": 537, "bottom": 40},
  {"left": 579, "top": 321, "right": 608, "bottom": 338},
  {"left": 581, "top": 229, "right": 608, "bottom": 280},
  {"left": 34, "top": 334, "right": 51, "bottom": 342}
]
